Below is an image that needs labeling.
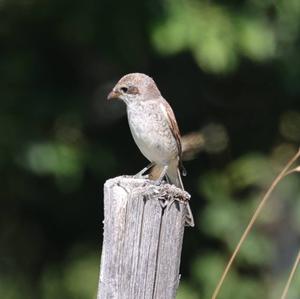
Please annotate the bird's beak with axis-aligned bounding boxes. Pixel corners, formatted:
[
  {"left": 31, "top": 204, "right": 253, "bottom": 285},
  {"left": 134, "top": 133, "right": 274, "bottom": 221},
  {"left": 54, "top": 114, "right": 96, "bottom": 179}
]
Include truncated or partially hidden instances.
[{"left": 107, "top": 89, "right": 120, "bottom": 100}]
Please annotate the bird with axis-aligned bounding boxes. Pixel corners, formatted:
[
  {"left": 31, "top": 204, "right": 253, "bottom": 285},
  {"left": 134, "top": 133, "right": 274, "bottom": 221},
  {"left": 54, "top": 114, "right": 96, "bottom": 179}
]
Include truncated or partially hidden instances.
[{"left": 107, "top": 73, "right": 194, "bottom": 227}]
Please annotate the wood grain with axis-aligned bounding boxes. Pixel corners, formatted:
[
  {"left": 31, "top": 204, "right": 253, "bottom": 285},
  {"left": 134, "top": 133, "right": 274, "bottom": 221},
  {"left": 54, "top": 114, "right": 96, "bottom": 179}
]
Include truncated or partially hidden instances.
[{"left": 97, "top": 176, "right": 191, "bottom": 299}]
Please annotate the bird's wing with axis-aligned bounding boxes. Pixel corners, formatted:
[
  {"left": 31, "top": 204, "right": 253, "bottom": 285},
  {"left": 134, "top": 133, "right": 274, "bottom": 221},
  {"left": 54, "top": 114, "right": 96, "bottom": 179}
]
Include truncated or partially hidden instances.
[{"left": 159, "top": 98, "right": 186, "bottom": 175}]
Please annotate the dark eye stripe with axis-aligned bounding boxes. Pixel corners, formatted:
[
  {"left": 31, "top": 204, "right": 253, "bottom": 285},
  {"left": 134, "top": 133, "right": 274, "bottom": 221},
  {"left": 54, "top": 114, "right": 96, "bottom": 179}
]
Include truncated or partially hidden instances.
[
  {"left": 127, "top": 86, "right": 139, "bottom": 95},
  {"left": 120, "top": 85, "right": 139, "bottom": 95}
]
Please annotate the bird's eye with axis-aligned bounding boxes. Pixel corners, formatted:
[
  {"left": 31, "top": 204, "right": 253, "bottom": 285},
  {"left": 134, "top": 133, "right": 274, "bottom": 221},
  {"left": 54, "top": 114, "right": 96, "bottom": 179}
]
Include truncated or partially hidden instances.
[{"left": 120, "top": 86, "right": 128, "bottom": 93}]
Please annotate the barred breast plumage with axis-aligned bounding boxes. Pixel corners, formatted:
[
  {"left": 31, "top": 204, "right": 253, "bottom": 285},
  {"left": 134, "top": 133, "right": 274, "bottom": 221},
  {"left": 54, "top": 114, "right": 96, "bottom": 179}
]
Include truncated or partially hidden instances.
[{"left": 127, "top": 100, "right": 178, "bottom": 165}]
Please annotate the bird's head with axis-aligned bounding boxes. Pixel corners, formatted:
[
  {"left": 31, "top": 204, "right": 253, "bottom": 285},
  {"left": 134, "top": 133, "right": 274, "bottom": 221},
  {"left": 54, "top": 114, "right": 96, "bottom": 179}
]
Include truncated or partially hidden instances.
[{"left": 107, "top": 73, "right": 161, "bottom": 104}]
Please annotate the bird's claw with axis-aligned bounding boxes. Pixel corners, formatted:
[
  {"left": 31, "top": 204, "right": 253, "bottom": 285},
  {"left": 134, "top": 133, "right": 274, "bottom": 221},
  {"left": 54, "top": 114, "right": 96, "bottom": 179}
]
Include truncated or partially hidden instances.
[{"left": 152, "top": 179, "right": 165, "bottom": 186}]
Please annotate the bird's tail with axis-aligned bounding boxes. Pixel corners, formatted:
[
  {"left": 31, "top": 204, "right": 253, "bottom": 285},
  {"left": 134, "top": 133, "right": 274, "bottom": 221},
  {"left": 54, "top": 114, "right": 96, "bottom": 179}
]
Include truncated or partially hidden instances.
[{"left": 166, "top": 162, "right": 195, "bottom": 227}]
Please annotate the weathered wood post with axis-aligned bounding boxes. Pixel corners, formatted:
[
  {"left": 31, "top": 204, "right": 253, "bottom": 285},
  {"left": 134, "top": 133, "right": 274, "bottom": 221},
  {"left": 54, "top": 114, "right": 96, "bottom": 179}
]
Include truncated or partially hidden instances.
[{"left": 97, "top": 176, "right": 191, "bottom": 299}]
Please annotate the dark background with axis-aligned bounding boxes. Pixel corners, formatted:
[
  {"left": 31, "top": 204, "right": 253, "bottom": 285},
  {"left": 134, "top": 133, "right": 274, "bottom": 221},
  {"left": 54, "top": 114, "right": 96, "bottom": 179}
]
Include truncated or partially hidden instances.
[{"left": 1, "top": 1, "right": 300, "bottom": 298}]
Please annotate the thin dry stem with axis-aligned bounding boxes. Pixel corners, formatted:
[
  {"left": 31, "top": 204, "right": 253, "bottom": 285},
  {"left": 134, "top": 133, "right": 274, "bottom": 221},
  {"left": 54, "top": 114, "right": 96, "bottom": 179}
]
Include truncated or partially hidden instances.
[
  {"left": 211, "top": 148, "right": 300, "bottom": 299},
  {"left": 283, "top": 167, "right": 300, "bottom": 177},
  {"left": 279, "top": 249, "right": 300, "bottom": 299}
]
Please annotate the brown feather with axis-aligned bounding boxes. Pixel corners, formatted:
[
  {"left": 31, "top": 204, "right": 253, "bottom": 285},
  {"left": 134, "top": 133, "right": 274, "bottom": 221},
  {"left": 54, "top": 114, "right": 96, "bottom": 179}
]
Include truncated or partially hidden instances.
[{"left": 161, "top": 98, "right": 186, "bottom": 174}]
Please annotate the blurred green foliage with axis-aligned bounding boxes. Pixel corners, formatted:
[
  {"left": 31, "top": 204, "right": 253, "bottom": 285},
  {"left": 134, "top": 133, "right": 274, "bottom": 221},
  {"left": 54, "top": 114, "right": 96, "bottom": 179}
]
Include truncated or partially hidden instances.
[
  {"left": 1, "top": 0, "right": 300, "bottom": 298},
  {"left": 152, "top": 0, "right": 300, "bottom": 74}
]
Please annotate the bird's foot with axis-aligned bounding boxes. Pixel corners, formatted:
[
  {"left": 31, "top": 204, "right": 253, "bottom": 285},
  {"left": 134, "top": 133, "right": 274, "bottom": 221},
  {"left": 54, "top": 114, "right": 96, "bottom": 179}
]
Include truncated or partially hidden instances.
[
  {"left": 134, "top": 173, "right": 149, "bottom": 179},
  {"left": 133, "top": 162, "right": 155, "bottom": 179},
  {"left": 152, "top": 178, "right": 166, "bottom": 186},
  {"left": 151, "top": 165, "right": 168, "bottom": 185}
]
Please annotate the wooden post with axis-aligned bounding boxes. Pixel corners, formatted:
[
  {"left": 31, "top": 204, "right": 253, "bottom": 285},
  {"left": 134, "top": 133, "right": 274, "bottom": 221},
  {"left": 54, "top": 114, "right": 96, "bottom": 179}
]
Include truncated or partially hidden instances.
[{"left": 97, "top": 176, "right": 191, "bottom": 299}]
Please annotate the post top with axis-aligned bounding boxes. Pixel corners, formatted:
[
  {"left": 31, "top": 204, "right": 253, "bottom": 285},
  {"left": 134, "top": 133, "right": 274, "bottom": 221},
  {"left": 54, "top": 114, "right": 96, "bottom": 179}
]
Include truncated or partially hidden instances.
[{"left": 104, "top": 176, "right": 191, "bottom": 203}]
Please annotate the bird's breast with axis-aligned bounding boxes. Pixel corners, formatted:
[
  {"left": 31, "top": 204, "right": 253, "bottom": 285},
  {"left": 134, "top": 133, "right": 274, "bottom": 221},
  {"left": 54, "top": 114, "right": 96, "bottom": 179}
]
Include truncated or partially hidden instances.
[{"left": 127, "top": 103, "right": 178, "bottom": 164}]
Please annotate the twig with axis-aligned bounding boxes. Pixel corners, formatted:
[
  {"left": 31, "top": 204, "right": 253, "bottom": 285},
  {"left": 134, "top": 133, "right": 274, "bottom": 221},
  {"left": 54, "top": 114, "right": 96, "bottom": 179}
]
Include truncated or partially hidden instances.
[
  {"left": 211, "top": 148, "right": 300, "bottom": 299},
  {"left": 279, "top": 249, "right": 300, "bottom": 299}
]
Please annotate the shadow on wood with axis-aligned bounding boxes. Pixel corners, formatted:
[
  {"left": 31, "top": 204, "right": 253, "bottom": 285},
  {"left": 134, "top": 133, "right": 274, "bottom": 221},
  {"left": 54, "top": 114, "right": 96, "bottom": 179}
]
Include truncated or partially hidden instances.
[{"left": 97, "top": 176, "right": 192, "bottom": 299}]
